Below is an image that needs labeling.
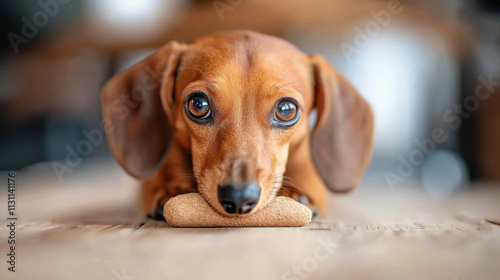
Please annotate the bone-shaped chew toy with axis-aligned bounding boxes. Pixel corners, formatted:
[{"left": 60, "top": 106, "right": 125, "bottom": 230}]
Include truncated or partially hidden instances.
[{"left": 163, "top": 193, "right": 312, "bottom": 227}]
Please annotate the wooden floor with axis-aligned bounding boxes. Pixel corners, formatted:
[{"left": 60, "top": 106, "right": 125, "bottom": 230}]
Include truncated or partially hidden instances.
[{"left": 1, "top": 160, "right": 499, "bottom": 280}]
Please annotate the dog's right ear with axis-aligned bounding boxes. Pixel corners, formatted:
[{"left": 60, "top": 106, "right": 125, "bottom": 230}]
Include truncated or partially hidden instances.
[
  {"left": 309, "top": 54, "right": 374, "bottom": 193},
  {"left": 101, "top": 41, "right": 184, "bottom": 179}
]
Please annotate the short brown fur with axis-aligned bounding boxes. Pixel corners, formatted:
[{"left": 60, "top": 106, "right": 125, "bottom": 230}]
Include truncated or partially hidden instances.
[{"left": 101, "top": 31, "right": 374, "bottom": 217}]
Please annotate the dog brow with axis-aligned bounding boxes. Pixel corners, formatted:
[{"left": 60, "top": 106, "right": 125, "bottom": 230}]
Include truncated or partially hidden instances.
[
  {"left": 270, "top": 81, "right": 297, "bottom": 95},
  {"left": 183, "top": 66, "right": 209, "bottom": 79},
  {"left": 182, "top": 66, "right": 223, "bottom": 94}
]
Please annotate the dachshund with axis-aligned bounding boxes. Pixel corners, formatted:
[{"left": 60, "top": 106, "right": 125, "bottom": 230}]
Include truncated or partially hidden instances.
[{"left": 101, "top": 31, "right": 374, "bottom": 219}]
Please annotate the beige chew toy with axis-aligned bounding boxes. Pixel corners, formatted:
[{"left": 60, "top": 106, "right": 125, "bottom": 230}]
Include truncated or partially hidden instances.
[{"left": 163, "top": 193, "right": 312, "bottom": 227}]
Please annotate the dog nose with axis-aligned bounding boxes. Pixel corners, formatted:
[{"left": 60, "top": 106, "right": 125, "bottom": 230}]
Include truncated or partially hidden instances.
[{"left": 218, "top": 183, "right": 261, "bottom": 214}]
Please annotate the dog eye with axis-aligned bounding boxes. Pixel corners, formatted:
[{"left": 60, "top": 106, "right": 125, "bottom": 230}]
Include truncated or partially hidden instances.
[
  {"left": 271, "top": 98, "right": 300, "bottom": 128},
  {"left": 187, "top": 93, "right": 211, "bottom": 119},
  {"left": 275, "top": 100, "right": 297, "bottom": 122}
]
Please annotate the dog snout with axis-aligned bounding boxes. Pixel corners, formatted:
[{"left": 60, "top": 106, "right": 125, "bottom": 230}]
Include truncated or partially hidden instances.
[{"left": 218, "top": 183, "right": 261, "bottom": 214}]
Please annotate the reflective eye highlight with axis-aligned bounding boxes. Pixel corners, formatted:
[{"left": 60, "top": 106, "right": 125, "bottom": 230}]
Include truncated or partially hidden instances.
[
  {"left": 271, "top": 98, "right": 300, "bottom": 128},
  {"left": 276, "top": 100, "right": 297, "bottom": 122},
  {"left": 187, "top": 93, "right": 211, "bottom": 119}
]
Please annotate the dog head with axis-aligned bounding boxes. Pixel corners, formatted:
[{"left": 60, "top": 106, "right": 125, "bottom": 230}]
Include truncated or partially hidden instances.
[{"left": 102, "top": 31, "right": 374, "bottom": 216}]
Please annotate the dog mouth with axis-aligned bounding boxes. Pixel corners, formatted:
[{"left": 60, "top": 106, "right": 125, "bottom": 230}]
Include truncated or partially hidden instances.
[{"left": 192, "top": 166, "right": 277, "bottom": 216}]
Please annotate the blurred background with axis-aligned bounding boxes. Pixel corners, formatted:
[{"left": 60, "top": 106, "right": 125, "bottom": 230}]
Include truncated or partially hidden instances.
[{"left": 1, "top": 0, "right": 499, "bottom": 198}]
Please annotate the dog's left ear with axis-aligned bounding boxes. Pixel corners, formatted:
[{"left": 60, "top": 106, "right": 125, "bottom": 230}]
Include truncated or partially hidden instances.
[{"left": 309, "top": 54, "right": 374, "bottom": 193}]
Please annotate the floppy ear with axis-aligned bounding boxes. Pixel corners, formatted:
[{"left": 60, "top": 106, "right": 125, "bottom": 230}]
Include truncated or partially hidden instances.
[
  {"left": 101, "top": 41, "right": 184, "bottom": 179},
  {"left": 309, "top": 54, "right": 374, "bottom": 193}
]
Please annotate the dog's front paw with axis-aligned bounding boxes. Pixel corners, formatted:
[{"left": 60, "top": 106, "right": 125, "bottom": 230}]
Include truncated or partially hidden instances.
[
  {"left": 146, "top": 203, "right": 166, "bottom": 221},
  {"left": 144, "top": 185, "right": 197, "bottom": 221},
  {"left": 146, "top": 192, "right": 171, "bottom": 221}
]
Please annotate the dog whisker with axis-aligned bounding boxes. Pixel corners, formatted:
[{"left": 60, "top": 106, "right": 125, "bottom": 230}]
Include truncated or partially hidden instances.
[
  {"left": 280, "top": 180, "right": 304, "bottom": 193},
  {"left": 270, "top": 183, "right": 294, "bottom": 196},
  {"left": 277, "top": 187, "right": 291, "bottom": 195},
  {"left": 183, "top": 66, "right": 210, "bottom": 81},
  {"left": 273, "top": 81, "right": 297, "bottom": 93},
  {"left": 274, "top": 175, "right": 296, "bottom": 181}
]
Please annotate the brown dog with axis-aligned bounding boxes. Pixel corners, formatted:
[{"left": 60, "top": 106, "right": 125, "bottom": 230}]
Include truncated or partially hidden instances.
[{"left": 101, "top": 31, "right": 374, "bottom": 218}]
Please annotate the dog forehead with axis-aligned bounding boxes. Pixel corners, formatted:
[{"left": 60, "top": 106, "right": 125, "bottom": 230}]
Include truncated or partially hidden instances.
[
  {"left": 192, "top": 31, "right": 304, "bottom": 56},
  {"left": 179, "top": 33, "right": 311, "bottom": 95}
]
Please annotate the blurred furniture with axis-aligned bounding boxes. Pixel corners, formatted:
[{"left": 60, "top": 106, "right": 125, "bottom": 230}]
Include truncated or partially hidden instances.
[
  {"left": 2, "top": 0, "right": 499, "bottom": 189},
  {"left": 1, "top": 0, "right": 465, "bottom": 175},
  {"left": 460, "top": 0, "right": 500, "bottom": 181}
]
